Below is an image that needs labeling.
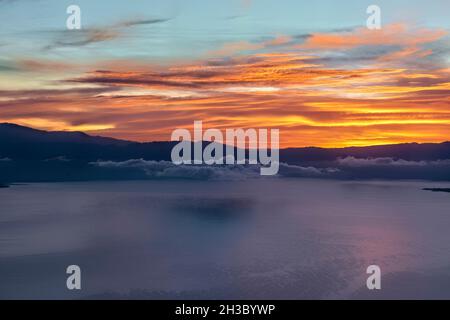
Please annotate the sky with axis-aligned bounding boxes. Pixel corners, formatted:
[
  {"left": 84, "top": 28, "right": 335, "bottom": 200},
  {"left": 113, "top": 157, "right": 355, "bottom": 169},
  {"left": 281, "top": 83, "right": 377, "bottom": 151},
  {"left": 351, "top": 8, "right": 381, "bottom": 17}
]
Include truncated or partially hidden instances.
[{"left": 1, "top": 0, "right": 450, "bottom": 147}]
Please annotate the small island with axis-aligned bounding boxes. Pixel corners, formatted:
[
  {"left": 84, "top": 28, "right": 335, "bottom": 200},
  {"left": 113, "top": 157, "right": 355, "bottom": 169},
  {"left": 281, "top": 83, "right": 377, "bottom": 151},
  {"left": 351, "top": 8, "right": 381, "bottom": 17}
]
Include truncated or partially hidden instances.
[
  {"left": 423, "top": 188, "right": 450, "bottom": 193},
  {"left": 0, "top": 184, "right": 10, "bottom": 188}
]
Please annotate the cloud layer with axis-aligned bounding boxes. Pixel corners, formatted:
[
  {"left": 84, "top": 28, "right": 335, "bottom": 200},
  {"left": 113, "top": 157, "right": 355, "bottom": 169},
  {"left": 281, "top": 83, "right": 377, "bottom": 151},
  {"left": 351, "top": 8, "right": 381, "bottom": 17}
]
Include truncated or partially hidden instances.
[
  {"left": 90, "top": 155, "right": 450, "bottom": 181},
  {"left": 337, "top": 157, "right": 450, "bottom": 167},
  {"left": 1, "top": 23, "right": 450, "bottom": 147},
  {"left": 91, "top": 159, "right": 341, "bottom": 180}
]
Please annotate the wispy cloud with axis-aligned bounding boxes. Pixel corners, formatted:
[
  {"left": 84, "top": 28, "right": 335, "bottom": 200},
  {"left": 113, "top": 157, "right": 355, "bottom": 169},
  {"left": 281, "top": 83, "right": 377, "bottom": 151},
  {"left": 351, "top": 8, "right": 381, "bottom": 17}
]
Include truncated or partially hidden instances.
[
  {"left": 91, "top": 159, "right": 338, "bottom": 180},
  {"left": 337, "top": 157, "right": 450, "bottom": 167},
  {"left": 300, "top": 24, "right": 446, "bottom": 49},
  {"left": 2, "top": 23, "right": 450, "bottom": 147},
  {"left": 44, "top": 29, "right": 121, "bottom": 50},
  {"left": 118, "top": 18, "right": 170, "bottom": 27},
  {"left": 44, "top": 16, "right": 170, "bottom": 50}
]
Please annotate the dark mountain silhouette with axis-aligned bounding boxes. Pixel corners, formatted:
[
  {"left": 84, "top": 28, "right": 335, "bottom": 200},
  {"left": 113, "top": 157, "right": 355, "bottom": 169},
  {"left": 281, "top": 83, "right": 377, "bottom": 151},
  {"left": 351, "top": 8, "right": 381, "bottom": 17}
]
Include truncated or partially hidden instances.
[
  {"left": 423, "top": 188, "right": 450, "bottom": 193},
  {"left": 0, "top": 123, "right": 175, "bottom": 162},
  {"left": 1, "top": 123, "right": 450, "bottom": 182},
  {"left": 281, "top": 143, "right": 450, "bottom": 163}
]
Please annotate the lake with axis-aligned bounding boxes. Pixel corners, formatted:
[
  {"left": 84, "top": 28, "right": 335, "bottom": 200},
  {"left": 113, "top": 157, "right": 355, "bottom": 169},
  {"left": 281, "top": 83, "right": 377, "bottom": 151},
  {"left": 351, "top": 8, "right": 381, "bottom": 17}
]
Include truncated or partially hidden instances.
[{"left": 1, "top": 179, "right": 450, "bottom": 299}]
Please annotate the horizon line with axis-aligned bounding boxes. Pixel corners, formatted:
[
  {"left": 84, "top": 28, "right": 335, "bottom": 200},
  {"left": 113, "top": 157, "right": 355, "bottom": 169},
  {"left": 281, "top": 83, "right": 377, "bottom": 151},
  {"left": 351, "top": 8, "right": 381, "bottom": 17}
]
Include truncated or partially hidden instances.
[{"left": 1, "top": 122, "right": 449, "bottom": 150}]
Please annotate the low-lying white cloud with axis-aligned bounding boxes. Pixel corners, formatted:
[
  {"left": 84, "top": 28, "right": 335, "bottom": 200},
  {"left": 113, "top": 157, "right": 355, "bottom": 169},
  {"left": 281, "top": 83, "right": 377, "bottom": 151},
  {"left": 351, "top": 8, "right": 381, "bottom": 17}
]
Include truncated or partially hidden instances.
[
  {"left": 91, "top": 159, "right": 338, "bottom": 180},
  {"left": 278, "top": 163, "right": 339, "bottom": 177},
  {"left": 337, "top": 156, "right": 450, "bottom": 167}
]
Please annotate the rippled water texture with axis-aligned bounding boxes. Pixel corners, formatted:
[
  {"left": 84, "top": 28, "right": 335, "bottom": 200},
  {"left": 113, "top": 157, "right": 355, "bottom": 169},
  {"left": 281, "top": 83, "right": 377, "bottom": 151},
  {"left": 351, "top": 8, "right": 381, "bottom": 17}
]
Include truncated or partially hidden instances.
[{"left": 1, "top": 179, "right": 450, "bottom": 299}]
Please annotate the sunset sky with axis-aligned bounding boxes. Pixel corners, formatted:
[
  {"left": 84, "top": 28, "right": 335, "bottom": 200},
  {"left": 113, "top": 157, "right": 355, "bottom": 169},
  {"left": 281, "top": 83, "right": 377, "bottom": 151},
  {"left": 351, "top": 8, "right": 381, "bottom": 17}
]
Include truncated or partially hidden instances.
[{"left": 1, "top": 0, "right": 450, "bottom": 147}]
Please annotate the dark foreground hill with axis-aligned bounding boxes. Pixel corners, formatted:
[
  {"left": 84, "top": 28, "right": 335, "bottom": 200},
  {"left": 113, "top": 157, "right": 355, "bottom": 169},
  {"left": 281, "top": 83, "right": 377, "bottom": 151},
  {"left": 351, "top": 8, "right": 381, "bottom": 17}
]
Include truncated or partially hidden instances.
[{"left": 1, "top": 123, "right": 450, "bottom": 182}]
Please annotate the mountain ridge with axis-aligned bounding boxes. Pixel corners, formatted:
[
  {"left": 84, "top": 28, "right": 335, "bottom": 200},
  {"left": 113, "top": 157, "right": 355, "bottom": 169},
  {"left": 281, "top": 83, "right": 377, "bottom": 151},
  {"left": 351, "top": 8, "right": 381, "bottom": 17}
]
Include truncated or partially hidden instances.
[
  {"left": 1, "top": 123, "right": 450, "bottom": 182},
  {"left": 2, "top": 122, "right": 449, "bottom": 153}
]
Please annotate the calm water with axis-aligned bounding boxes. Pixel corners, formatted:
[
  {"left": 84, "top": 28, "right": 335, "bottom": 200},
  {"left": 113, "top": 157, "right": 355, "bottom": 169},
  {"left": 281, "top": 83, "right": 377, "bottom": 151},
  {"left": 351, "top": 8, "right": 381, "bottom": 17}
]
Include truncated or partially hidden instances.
[{"left": 1, "top": 179, "right": 450, "bottom": 299}]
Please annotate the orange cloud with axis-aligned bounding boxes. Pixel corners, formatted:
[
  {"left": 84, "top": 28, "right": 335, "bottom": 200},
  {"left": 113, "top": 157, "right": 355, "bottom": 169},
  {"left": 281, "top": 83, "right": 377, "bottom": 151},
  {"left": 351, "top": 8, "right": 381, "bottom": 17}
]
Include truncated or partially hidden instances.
[
  {"left": 300, "top": 24, "right": 446, "bottom": 49},
  {"left": 2, "top": 25, "right": 450, "bottom": 148}
]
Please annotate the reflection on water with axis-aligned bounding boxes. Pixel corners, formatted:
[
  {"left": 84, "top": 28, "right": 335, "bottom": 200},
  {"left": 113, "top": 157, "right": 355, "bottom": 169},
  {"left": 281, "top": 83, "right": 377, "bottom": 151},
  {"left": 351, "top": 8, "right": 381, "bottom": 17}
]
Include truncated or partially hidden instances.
[{"left": 1, "top": 179, "right": 450, "bottom": 299}]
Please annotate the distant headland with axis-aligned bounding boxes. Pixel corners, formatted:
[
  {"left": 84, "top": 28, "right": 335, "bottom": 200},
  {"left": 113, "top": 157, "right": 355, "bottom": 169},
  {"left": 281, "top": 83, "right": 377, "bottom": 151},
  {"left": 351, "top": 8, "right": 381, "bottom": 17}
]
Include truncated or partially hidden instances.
[{"left": 423, "top": 188, "right": 450, "bottom": 193}]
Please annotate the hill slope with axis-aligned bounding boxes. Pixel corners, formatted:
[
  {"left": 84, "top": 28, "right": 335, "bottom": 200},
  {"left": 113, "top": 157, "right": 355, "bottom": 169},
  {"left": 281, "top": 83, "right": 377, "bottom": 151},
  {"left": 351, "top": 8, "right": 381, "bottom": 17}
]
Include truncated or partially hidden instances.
[{"left": 1, "top": 123, "right": 449, "bottom": 182}]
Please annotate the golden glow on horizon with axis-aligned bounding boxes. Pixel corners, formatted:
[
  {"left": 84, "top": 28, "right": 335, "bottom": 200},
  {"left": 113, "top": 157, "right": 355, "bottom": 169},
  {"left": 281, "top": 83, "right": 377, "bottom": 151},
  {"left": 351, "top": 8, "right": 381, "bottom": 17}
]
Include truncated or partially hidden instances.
[{"left": 12, "top": 118, "right": 115, "bottom": 132}]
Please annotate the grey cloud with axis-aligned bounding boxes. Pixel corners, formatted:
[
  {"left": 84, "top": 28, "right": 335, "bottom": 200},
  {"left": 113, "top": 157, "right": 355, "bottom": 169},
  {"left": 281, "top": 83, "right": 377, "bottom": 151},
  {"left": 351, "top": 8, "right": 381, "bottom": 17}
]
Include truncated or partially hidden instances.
[
  {"left": 90, "top": 159, "right": 337, "bottom": 180},
  {"left": 118, "top": 18, "right": 170, "bottom": 27},
  {"left": 45, "top": 17, "right": 169, "bottom": 50},
  {"left": 44, "top": 29, "right": 121, "bottom": 50},
  {"left": 44, "top": 156, "right": 71, "bottom": 162},
  {"left": 337, "top": 156, "right": 450, "bottom": 167},
  {"left": 278, "top": 163, "right": 339, "bottom": 177},
  {"left": 91, "top": 159, "right": 261, "bottom": 180}
]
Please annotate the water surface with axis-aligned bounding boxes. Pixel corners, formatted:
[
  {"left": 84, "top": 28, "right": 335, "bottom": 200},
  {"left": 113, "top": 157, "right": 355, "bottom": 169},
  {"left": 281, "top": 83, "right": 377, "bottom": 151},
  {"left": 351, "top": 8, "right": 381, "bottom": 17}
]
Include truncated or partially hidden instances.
[{"left": 1, "top": 179, "right": 450, "bottom": 299}]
